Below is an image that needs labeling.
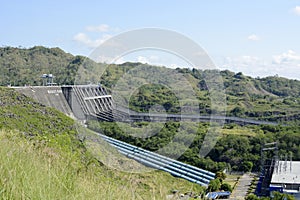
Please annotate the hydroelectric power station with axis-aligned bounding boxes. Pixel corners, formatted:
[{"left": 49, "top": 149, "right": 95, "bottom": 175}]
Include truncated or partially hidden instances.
[{"left": 13, "top": 84, "right": 279, "bottom": 187}]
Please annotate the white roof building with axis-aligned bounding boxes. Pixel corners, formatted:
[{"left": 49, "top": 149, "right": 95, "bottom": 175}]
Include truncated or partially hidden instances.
[{"left": 270, "top": 161, "right": 300, "bottom": 200}]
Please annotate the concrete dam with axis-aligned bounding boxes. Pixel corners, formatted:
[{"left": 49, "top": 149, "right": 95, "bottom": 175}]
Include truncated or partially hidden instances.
[{"left": 14, "top": 85, "right": 115, "bottom": 121}]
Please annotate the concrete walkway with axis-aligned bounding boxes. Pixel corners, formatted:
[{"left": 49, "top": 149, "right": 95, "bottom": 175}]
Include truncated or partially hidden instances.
[{"left": 229, "top": 173, "right": 253, "bottom": 200}]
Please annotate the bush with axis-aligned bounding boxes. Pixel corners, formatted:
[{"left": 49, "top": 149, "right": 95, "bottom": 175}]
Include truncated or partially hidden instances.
[
  {"left": 241, "top": 161, "right": 253, "bottom": 172},
  {"left": 207, "top": 179, "right": 221, "bottom": 192},
  {"left": 216, "top": 171, "right": 226, "bottom": 181},
  {"left": 220, "top": 183, "right": 232, "bottom": 192},
  {"left": 245, "top": 194, "right": 259, "bottom": 200}
]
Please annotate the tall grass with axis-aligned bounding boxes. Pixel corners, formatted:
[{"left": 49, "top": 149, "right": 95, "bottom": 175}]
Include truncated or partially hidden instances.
[{"left": 0, "top": 130, "right": 203, "bottom": 199}]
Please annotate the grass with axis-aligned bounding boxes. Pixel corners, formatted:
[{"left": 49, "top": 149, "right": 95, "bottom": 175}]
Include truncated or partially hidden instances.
[
  {"left": 224, "top": 174, "right": 241, "bottom": 189},
  {"left": 0, "top": 130, "right": 85, "bottom": 199},
  {"left": 0, "top": 129, "right": 204, "bottom": 199},
  {"left": 221, "top": 127, "right": 257, "bottom": 137}
]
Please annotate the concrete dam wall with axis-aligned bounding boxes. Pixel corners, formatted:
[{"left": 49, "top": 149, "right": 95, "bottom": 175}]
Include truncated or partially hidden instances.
[
  {"left": 14, "top": 85, "right": 113, "bottom": 121},
  {"left": 14, "top": 86, "right": 76, "bottom": 118}
]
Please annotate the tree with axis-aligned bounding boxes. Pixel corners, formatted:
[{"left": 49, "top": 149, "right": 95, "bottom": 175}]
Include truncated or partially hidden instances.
[
  {"left": 220, "top": 182, "right": 232, "bottom": 192},
  {"left": 241, "top": 161, "right": 253, "bottom": 172},
  {"left": 245, "top": 194, "right": 259, "bottom": 200},
  {"left": 207, "top": 179, "right": 221, "bottom": 192},
  {"left": 215, "top": 171, "right": 226, "bottom": 181},
  {"left": 231, "top": 106, "right": 245, "bottom": 116},
  {"left": 245, "top": 192, "right": 296, "bottom": 200},
  {"left": 272, "top": 191, "right": 295, "bottom": 200}
]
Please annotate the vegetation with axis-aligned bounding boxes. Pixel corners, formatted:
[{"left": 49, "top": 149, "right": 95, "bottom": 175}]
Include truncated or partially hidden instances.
[
  {"left": 220, "top": 182, "right": 232, "bottom": 192},
  {"left": 1, "top": 46, "right": 300, "bottom": 123},
  {"left": 0, "top": 46, "right": 77, "bottom": 86},
  {"left": 0, "top": 87, "right": 205, "bottom": 199},
  {"left": 206, "top": 171, "right": 233, "bottom": 193},
  {"left": 207, "top": 178, "right": 222, "bottom": 192},
  {"left": 245, "top": 192, "right": 295, "bottom": 200},
  {"left": 101, "top": 64, "right": 300, "bottom": 123},
  {"left": 247, "top": 176, "right": 259, "bottom": 196},
  {"left": 88, "top": 120, "right": 300, "bottom": 173}
]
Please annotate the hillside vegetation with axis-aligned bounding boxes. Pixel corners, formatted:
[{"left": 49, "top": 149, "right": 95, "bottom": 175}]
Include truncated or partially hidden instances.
[
  {"left": 88, "top": 121, "right": 300, "bottom": 173},
  {"left": 0, "top": 46, "right": 88, "bottom": 86},
  {"left": 100, "top": 65, "right": 300, "bottom": 123},
  {"left": 0, "top": 87, "right": 204, "bottom": 199},
  {"left": 1, "top": 46, "right": 300, "bottom": 122}
]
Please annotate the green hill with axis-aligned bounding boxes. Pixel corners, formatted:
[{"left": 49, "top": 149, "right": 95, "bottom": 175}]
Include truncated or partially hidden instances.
[
  {"left": 1, "top": 46, "right": 300, "bottom": 122},
  {"left": 0, "top": 46, "right": 83, "bottom": 86},
  {"left": 0, "top": 87, "right": 204, "bottom": 199},
  {"left": 99, "top": 64, "right": 300, "bottom": 122}
]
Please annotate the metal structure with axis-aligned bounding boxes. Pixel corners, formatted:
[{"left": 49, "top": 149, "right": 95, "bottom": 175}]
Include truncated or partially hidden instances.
[
  {"left": 71, "top": 85, "right": 113, "bottom": 120},
  {"left": 41, "top": 74, "right": 56, "bottom": 86},
  {"left": 256, "top": 142, "right": 278, "bottom": 197},
  {"left": 97, "top": 132, "right": 215, "bottom": 186},
  {"left": 206, "top": 191, "right": 231, "bottom": 199}
]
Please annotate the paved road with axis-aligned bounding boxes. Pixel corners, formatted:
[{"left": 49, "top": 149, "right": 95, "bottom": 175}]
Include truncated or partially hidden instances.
[{"left": 229, "top": 173, "right": 253, "bottom": 200}]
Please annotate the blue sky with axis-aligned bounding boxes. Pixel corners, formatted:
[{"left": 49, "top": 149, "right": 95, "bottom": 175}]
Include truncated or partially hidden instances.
[{"left": 1, "top": 0, "right": 300, "bottom": 79}]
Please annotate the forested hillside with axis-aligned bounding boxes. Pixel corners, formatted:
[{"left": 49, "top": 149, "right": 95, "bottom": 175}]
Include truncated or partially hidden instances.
[
  {"left": 0, "top": 46, "right": 83, "bottom": 86},
  {"left": 1, "top": 46, "right": 300, "bottom": 123},
  {"left": 100, "top": 64, "right": 300, "bottom": 123}
]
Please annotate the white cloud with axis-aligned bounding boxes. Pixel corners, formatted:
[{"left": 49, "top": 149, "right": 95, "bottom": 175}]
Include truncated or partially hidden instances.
[
  {"left": 137, "top": 56, "right": 149, "bottom": 64},
  {"left": 247, "top": 34, "right": 260, "bottom": 41},
  {"left": 221, "top": 55, "right": 263, "bottom": 73},
  {"left": 292, "top": 6, "right": 300, "bottom": 15},
  {"left": 94, "top": 34, "right": 112, "bottom": 45},
  {"left": 73, "top": 33, "right": 112, "bottom": 48},
  {"left": 218, "top": 52, "right": 300, "bottom": 80},
  {"left": 94, "top": 55, "right": 115, "bottom": 63},
  {"left": 73, "top": 33, "right": 92, "bottom": 45},
  {"left": 169, "top": 63, "right": 182, "bottom": 69},
  {"left": 114, "top": 57, "right": 126, "bottom": 64},
  {"left": 272, "top": 50, "right": 300, "bottom": 64},
  {"left": 86, "top": 24, "right": 109, "bottom": 32},
  {"left": 73, "top": 24, "right": 120, "bottom": 49}
]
